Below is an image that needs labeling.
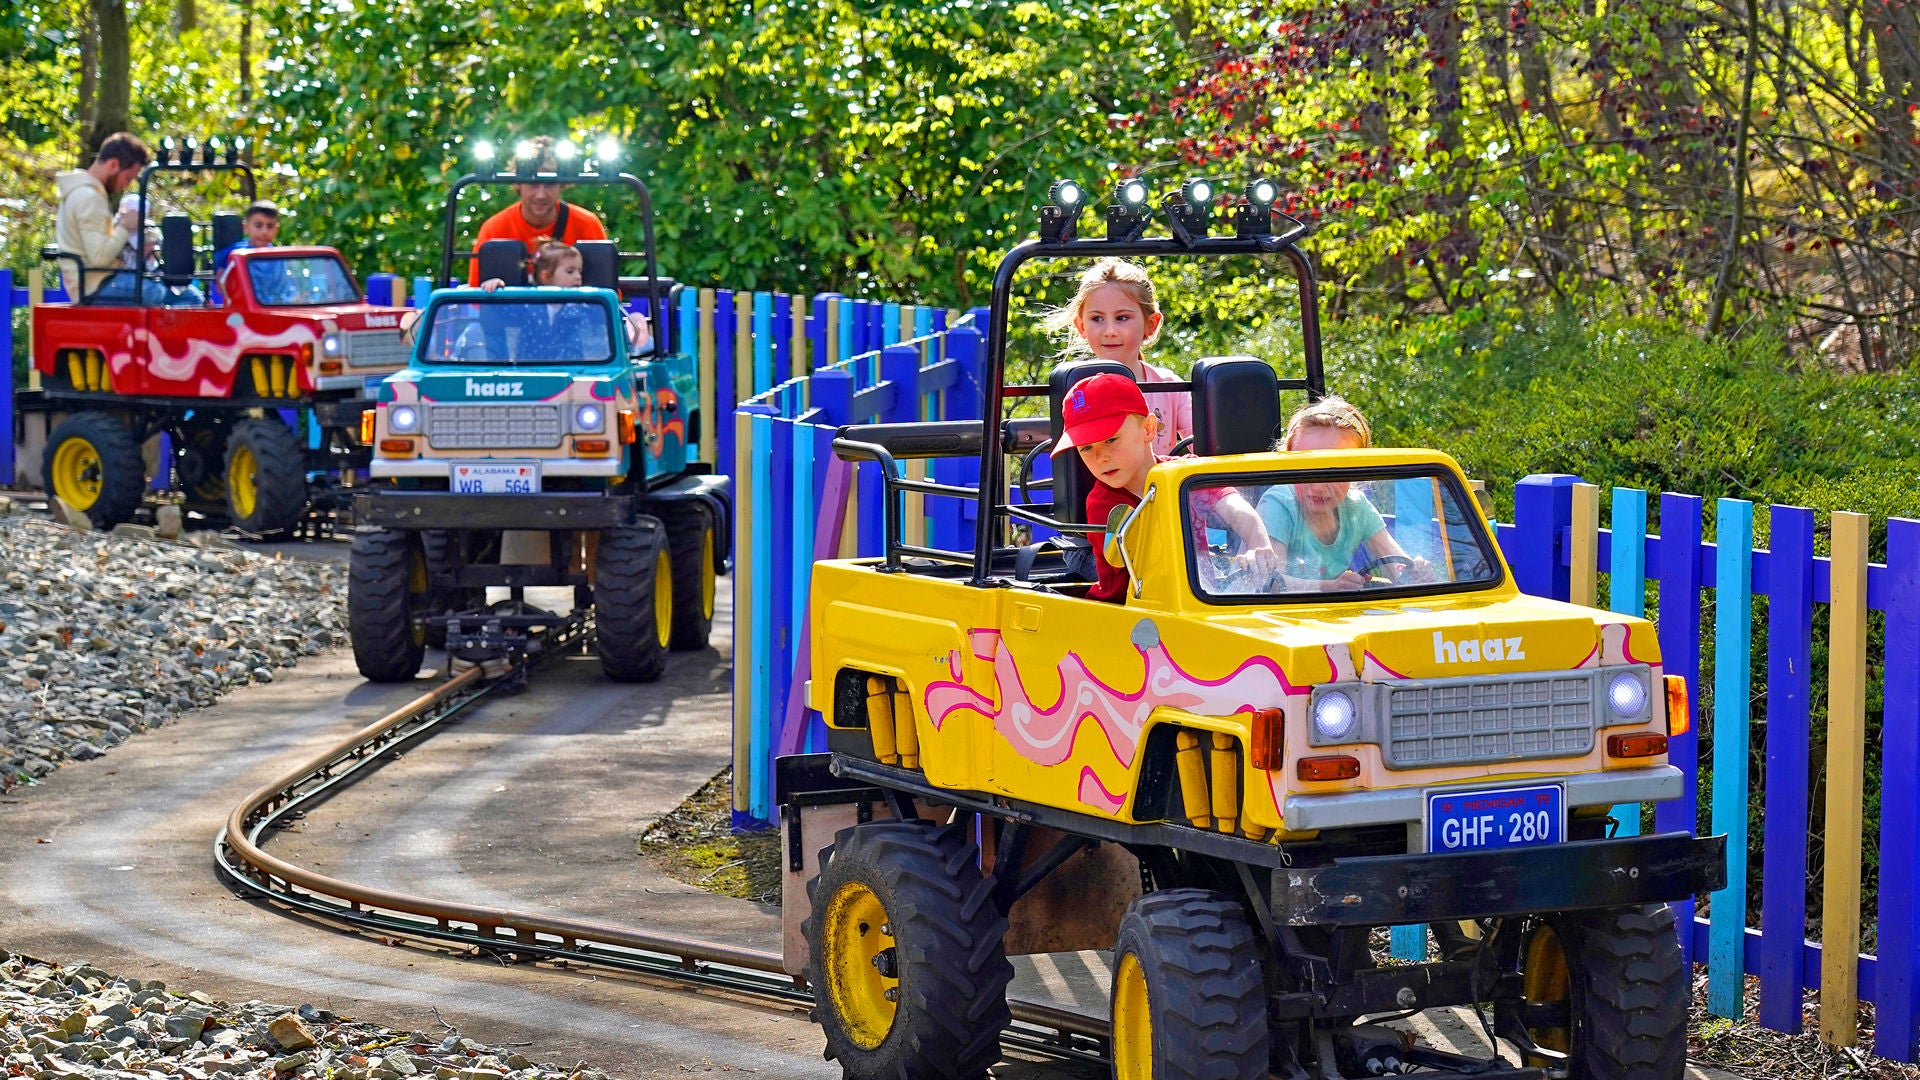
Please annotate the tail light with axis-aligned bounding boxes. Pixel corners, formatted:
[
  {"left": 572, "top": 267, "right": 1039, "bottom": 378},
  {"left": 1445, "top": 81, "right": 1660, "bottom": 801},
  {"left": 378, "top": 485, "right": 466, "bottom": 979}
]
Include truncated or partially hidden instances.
[
  {"left": 1665, "top": 675, "right": 1691, "bottom": 737},
  {"left": 1249, "top": 707, "right": 1284, "bottom": 771},
  {"left": 1297, "top": 755, "right": 1361, "bottom": 782}
]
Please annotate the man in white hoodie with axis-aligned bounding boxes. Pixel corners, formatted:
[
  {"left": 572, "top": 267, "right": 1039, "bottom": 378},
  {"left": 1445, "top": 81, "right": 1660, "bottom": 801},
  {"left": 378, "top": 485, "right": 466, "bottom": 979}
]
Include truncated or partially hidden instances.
[{"left": 54, "top": 132, "right": 197, "bottom": 305}]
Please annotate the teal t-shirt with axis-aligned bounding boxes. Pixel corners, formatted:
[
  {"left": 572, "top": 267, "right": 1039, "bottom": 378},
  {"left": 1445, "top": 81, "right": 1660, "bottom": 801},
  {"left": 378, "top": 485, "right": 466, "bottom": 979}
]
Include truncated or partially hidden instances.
[{"left": 1256, "top": 486, "right": 1387, "bottom": 581}]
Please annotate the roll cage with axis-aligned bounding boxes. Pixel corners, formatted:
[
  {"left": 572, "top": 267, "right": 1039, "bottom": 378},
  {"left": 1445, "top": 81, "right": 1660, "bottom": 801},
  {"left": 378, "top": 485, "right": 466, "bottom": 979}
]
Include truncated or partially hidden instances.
[
  {"left": 436, "top": 167, "right": 673, "bottom": 355},
  {"left": 833, "top": 192, "right": 1331, "bottom": 589},
  {"left": 43, "top": 155, "right": 257, "bottom": 306}
]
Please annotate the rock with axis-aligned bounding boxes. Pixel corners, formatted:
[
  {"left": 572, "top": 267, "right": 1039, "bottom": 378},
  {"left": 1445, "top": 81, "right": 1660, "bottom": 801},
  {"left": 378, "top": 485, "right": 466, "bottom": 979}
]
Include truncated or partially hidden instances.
[
  {"left": 155, "top": 504, "right": 184, "bottom": 540},
  {"left": 166, "top": 1015, "right": 207, "bottom": 1042},
  {"left": 48, "top": 498, "right": 91, "bottom": 532},
  {"left": 110, "top": 524, "right": 157, "bottom": 541},
  {"left": 274, "top": 1052, "right": 311, "bottom": 1073},
  {"left": 268, "top": 1014, "right": 316, "bottom": 1051}
]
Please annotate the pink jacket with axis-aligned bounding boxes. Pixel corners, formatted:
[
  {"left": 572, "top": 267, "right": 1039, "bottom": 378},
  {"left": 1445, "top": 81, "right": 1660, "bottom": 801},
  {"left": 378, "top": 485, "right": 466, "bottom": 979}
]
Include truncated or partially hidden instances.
[{"left": 1138, "top": 362, "right": 1194, "bottom": 456}]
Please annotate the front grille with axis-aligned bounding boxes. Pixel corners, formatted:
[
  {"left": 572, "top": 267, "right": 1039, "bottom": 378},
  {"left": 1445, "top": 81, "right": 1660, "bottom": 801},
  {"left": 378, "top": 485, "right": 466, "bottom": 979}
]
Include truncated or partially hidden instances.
[
  {"left": 1384, "top": 674, "right": 1595, "bottom": 768},
  {"left": 427, "top": 404, "right": 563, "bottom": 449},
  {"left": 345, "top": 328, "right": 408, "bottom": 369}
]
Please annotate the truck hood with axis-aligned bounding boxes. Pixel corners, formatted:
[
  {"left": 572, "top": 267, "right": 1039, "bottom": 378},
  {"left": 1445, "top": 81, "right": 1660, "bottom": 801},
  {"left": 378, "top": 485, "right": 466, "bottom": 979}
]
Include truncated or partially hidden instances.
[
  {"left": 384, "top": 369, "right": 624, "bottom": 404},
  {"left": 1201, "top": 592, "right": 1646, "bottom": 681}
]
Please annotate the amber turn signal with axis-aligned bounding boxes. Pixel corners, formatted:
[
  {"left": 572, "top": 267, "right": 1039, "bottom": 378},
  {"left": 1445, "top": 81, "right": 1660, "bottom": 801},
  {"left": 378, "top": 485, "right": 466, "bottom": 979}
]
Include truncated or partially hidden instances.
[
  {"left": 359, "top": 411, "right": 375, "bottom": 443},
  {"left": 378, "top": 439, "right": 414, "bottom": 454},
  {"left": 1250, "top": 707, "right": 1285, "bottom": 771},
  {"left": 1608, "top": 732, "right": 1670, "bottom": 759},
  {"left": 1664, "top": 674, "right": 1691, "bottom": 738},
  {"left": 1296, "top": 755, "right": 1361, "bottom": 782},
  {"left": 576, "top": 438, "right": 611, "bottom": 454},
  {"left": 617, "top": 410, "right": 638, "bottom": 444}
]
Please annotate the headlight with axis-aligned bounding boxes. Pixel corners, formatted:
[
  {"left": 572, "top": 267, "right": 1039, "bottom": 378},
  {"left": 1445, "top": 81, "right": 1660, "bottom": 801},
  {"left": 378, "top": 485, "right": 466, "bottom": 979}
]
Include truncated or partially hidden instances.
[
  {"left": 320, "top": 332, "right": 344, "bottom": 358},
  {"left": 1608, "top": 671, "right": 1649, "bottom": 718},
  {"left": 574, "top": 404, "right": 604, "bottom": 433},
  {"left": 389, "top": 405, "right": 420, "bottom": 434},
  {"left": 1312, "top": 690, "right": 1358, "bottom": 742}
]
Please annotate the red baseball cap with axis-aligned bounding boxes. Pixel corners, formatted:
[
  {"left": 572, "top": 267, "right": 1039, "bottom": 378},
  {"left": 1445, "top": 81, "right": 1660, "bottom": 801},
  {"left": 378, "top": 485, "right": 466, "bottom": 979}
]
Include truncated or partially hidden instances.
[{"left": 1052, "top": 372, "right": 1149, "bottom": 456}]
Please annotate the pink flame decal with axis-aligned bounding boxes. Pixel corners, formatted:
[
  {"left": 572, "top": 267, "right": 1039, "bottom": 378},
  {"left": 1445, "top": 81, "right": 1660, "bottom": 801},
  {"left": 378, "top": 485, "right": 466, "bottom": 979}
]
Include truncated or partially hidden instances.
[
  {"left": 924, "top": 619, "right": 1306, "bottom": 777},
  {"left": 1077, "top": 767, "right": 1128, "bottom": 815}
]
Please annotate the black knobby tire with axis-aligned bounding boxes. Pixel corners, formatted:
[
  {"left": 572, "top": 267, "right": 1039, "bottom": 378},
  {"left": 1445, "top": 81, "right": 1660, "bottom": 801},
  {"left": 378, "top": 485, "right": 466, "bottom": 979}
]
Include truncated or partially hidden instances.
[
  {"left": 175, "top": 421, "right": 230, "bottom": 506},
  {"left": 44, "top": 412, "right": 146, "bottom": 528},
  {"left": 1526, "top": 905, "right": 1689, "bottom": 1080},
  {"left": 348, "top": 528, "right": 426, "bottom": 682},
  {"left": 593, "top": 518, "right": 670, "bottom": 682},
  {"left": 419, "top": 529, "right": 483, "bottom": 648},
  {"left": 1110, "top": 889, "right": 1269, "bottom": 1080},
  {"left": 801, "top": 820, "right": 1013, "bottom": 1080},
  {"left": 656, "top": 501, "right": 716, "bottom": 651},
  {"left": 224, "top": 417, "right": 308, "bottom": 536}
]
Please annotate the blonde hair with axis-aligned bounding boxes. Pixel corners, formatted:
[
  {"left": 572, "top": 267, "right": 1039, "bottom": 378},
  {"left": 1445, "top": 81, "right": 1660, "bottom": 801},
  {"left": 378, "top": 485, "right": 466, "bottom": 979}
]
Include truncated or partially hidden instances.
[
  {"left": 531, "top": 241, "right": 581, "bottom": 283},
  {"left": 1280, "top": 395, "right": 1372, "bottom": 449},
  {"left": 1042, "top": 257, "right": 1163, "bottom": 356}
]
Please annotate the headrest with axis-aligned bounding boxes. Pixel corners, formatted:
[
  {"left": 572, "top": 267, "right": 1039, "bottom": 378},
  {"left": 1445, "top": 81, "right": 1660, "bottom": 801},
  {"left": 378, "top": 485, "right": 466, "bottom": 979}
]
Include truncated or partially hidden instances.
[
  {"left": 1046, "top": 360, "right": 1135, "bottom": 524},
  {"left": 575, "top": 240, "right": 617, "bottom": 291},
  {"left": 211, "top": 211, "right": 243, "bottom": 257},
  {"left": 1190, "top": 356, "right": 1281, "bottom": 456},
  {"left": 477, "top": 238, "right": 527, "bottom": 287},
  {"left": 160, "top": 214, "right": 195, "bottom": 286}
]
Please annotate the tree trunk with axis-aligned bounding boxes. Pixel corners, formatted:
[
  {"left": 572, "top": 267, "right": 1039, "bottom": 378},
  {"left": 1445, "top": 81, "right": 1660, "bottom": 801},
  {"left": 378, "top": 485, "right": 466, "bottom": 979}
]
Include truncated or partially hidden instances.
[
  {"left": 83, "top": 0, "right": 130, "bottom": 156},
  {"left": 176, "top": 0, "right": 197, "bottom": 34},
  {"left": 1870, "top": 0, "right": 1920, "bottom": 187},
  {"left": 77, "top": 0, "right": 97, "bottom": 164},
  {"left": 1706, "top": 0, "right": 1762, "bottom": 336},
  {"left": 239, "top": 0, "right": 253, "bottom": 104}
]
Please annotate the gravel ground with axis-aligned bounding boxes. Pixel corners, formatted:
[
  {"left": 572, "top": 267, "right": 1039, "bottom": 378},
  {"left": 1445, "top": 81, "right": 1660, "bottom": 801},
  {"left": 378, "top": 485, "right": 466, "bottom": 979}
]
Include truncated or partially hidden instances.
[
  {"left": 0, "top": 515, "right": 345, "bottom": 792},
  {"left": 0, "top": 951, "right": 611, "bottom": 1080}
]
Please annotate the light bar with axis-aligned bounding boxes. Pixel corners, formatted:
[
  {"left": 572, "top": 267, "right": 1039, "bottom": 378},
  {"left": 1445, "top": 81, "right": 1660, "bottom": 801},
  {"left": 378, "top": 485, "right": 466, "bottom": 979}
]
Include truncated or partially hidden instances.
[
  {"left": 1040, "top": 178, "right": 1085, "bottom": 242},
  {"left": 1106, "top": 178, "right": 1153, "bottom": 241}
]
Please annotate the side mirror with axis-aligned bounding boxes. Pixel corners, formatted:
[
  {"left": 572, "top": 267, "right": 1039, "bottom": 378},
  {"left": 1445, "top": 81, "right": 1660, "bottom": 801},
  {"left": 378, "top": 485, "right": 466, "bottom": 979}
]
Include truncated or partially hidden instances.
[
  {"left": 399, "top": 308, "right": 422, "bottom": 347},
  {"left": 1102, "top": 504, "right": 1130, "bottom": 568}
]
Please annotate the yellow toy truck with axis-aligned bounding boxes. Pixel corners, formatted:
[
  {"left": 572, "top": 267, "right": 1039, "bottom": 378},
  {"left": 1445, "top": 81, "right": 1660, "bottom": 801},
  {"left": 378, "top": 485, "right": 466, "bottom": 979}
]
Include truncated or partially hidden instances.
[{"left": 776, "top": 178, "right": 1725, "bottom": 1080}]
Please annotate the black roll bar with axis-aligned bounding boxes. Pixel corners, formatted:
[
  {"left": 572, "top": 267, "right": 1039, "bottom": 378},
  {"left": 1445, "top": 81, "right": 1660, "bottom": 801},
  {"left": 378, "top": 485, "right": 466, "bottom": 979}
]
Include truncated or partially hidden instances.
[
  {"left": 970, "top": 227, "right": 1327, "bottom": 586},
  {"left": 436, "top": 170, "right": 668, "bottom": 354}
]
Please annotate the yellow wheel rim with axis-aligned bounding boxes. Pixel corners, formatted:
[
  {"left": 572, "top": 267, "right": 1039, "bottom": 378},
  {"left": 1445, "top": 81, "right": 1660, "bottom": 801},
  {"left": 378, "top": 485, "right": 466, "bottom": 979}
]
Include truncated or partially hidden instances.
[
  {"left": 821, "top": 881, "right": 898, "bottom": 1050},
  {"left": 229, "top": 444, "right": 258, "bottom": 519},
  {"left": 700, "top": 526, "right": 716, "bottom": 620},
  {"left": 51, "top": 437, "right": 104, "bottom": 511},
  {"left": 1112, "top": 952, "right": 1153, "bottom": 1080},
  {"left": 1523, "top": 925, "right": 1572, "bottom": 1056},
  {"left": 654, "top": 546, "right": 672, "bottom": 649}
]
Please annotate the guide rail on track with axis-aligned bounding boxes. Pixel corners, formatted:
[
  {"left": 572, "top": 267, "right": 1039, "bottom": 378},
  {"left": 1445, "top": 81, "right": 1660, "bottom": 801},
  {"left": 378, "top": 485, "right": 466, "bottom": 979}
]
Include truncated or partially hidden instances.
[{"left": 213, "top": 626, "right": 1109, "bottom": 1067}]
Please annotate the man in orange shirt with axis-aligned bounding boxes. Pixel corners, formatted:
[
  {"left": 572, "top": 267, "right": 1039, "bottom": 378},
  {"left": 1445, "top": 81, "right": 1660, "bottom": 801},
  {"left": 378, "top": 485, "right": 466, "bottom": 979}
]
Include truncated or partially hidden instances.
[{"left": 467, "top": 135, "right": 609, "bottom": 284}]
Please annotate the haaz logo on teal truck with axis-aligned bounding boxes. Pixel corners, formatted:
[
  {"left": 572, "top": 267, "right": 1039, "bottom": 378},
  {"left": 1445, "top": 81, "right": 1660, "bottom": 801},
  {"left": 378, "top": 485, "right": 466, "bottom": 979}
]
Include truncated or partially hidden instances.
[{"left": 348, "top": 146, "right": 727, "bottom": 685}]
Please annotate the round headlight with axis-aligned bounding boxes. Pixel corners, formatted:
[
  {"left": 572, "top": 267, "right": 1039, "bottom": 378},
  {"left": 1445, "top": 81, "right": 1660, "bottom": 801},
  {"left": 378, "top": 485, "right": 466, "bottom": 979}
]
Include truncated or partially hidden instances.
[
  {"left": 320, "top": 332, "right": 343, "bottom": 358},
  {"left": 575, "top": 404, "right": 604, "bottom": 432},
  {"left": 1312, "top": 691, "right": 1358, "bottom": 742},
  {"left": 390, "top": 405, "right": 419, "bottom": 433},
  {"left": 1607, "top": 672, "right": 1648, "bottom": 718}
]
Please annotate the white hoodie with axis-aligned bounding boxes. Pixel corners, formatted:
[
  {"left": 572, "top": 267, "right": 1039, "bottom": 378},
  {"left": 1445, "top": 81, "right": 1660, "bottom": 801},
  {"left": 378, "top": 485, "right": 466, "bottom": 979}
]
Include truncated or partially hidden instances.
[{"left": 54, "top": 168, "right": 129, "bottom": 298}]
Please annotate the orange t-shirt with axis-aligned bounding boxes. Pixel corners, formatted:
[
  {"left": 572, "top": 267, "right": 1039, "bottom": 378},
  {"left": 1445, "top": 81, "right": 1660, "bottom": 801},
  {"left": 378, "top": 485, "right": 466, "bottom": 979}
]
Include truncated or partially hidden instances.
[{"left": 466, "top": 201, "right": 608, "bottom": 283}]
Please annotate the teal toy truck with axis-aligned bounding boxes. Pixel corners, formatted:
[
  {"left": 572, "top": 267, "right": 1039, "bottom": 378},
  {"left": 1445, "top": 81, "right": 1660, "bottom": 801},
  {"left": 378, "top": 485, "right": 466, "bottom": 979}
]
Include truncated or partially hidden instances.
[{"left": 349, "top": 142, "right": 728, "bottom": 683}]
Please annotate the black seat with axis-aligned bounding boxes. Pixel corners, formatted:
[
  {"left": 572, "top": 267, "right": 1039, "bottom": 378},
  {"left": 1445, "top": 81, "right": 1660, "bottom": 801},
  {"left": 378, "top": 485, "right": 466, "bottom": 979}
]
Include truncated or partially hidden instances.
[
  {"left": 1046, "top": 360, "right": 1134, "bottom": 524},
  {"left": 576, "top": 239, "right": 617, "bottom": 290},
  {"left": 211, "top": 211, "right": 243, "bottom": 257},
  {"left": 476, "top": 238, "right": 527, "bottom": 286},
  {"left": 160, "top": 214, "right": 195, "bottom": 286},
  {"left": 1190, "top": 356, "right": 1281, "bottom": 455}
]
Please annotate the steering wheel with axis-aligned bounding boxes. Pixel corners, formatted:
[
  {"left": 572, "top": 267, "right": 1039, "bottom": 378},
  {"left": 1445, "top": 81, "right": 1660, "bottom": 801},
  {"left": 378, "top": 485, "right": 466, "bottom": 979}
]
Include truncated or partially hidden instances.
[
  {"left": 1360, "top": 553, "right": 1415, "bottom": 581},
  {"left": 1207, "top": 548, "right": 1276, "bottom": 595},
  {"left": 1016, "top": 438, "right": 1055, "bottom": 505}
]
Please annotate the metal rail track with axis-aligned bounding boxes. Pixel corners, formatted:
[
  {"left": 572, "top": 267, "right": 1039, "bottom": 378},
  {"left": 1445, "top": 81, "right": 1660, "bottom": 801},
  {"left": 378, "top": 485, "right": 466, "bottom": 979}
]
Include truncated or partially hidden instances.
[{"left": 213, "top": 624, "right": 1110, "bottom": 1067}]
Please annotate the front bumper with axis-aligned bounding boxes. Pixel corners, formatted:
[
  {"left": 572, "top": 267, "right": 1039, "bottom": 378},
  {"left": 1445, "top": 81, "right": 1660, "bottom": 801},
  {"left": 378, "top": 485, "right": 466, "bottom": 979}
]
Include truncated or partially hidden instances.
[
  {"left": 372, "top": 457, "right": 624, "bottom": 479},
  {"left": 1282, "top": 765, "right": 1683, "bottom": 832},
  {"left": 354, "top": 491, "right": 637, "bottom": 530},
  {"left": 1275, "top": 831, "right": 1726, "bottom": 925}
]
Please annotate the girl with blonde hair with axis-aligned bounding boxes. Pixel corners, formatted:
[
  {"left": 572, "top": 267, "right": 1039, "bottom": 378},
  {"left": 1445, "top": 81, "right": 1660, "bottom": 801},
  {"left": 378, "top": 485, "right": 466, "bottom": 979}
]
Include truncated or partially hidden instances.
[{"left": 1044, "top": 257, "right": 1192, "bottom": 455}]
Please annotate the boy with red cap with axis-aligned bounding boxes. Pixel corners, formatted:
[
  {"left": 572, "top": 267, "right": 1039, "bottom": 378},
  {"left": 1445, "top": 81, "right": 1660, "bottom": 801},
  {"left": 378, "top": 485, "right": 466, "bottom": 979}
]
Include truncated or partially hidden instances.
[{"left": 1054, "top": 372, "right": 1277, "bottom": 603}]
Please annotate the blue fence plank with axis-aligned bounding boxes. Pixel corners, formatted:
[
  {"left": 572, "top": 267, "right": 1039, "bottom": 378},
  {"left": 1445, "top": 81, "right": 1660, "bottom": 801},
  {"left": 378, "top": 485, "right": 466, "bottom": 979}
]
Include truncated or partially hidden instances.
[
  {"left": 884, "top": 302, "right": 901, "bottom": 345},
  {"left": 773, "top": 294, "right": 794, "bottom": 384},
  {"left": 787, "top": 420, "right": 814, "bottom": 758},
  {"left": 810, "top": 294, "right": 832, "bottom": 370},
  {"left": 768, "top": 416, "right": 796, "bottom": 798},
  {"left": 753, "top": 292, "right": 774, "bottom": 396},
  {"left": 837, "top": 300, "right": 855, "bottom": 364},
  {"left": 1609, "top": 488, "right": 1649, "bottom": 618},
  {"left": 1879, "top": 517, "right": 1920, "bottom": 1060},
  {"left": 747, "top": 411, "right": 776, "bottom": 821},
  {"left": 1760, "top": 504, "right": 1815, "bottom": 1032},
  {"left": 1656, "top": 493, "right": 1704, "bottom": 968},
  {"left": 716, "top": 290, "right": 739, "bottom": 481},
  {"left": 0, "top": 269, "right": 12, "bottom": 486},
  {"left": 1510, "top": 475, "right": 1578, "bottom": 601},
  {"left": 1709, "top": 498, "right": 1756, "bottom": 1019}
]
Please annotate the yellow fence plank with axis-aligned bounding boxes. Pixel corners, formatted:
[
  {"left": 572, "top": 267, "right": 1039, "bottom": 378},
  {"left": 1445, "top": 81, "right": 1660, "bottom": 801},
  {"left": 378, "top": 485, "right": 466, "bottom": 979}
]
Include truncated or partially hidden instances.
[
  {"left": 904, "top": 459, "right": 927, "bottom": 547},
  {"left": 731, "top": 410, "right": 756, "bottom": 813},
  {"left": 825, "top": 298, "right": 840, "bottom": 366},
  {"left": 790, "top": 294, "right": 808, "bottom": 376},
  {"left": 734, "top": 291, "right": 753, "bottom": 400},
  {"left": 27, "top": 268, "right": 43, "bottom": 390},
  {"left": 1570, "top": 483, "right": 1599, "bottom": 607},
  {"left": 1821, "top": 510, "right": 1871, "bottom": 1046}
]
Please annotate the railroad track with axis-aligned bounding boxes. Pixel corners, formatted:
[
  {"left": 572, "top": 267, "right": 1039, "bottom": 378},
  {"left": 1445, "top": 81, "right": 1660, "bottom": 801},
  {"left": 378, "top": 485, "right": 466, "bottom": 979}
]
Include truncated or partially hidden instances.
[{"left": 213, "top": 622, "right": 1110, "bottom": 1068}]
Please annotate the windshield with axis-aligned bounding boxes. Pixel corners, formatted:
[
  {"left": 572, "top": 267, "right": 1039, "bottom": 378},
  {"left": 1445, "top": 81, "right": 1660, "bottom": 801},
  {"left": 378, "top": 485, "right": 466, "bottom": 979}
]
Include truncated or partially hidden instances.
[
  {"left": 1182, "top": 467, "right": 1501, "bottom": 602},
  {"left": 247, "top": 255, "right": 360, "bottom": 306},
  {"left": 420, "top": 299, "right": 615, "bottom": 364}
]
